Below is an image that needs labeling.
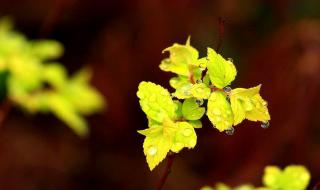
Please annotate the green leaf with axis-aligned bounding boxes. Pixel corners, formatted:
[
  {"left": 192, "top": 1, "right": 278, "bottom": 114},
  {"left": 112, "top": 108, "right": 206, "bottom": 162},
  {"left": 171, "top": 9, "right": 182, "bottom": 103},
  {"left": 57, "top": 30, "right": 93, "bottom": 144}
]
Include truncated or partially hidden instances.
[
  {"left": 63, "top": 78, "right": 105, "bottom": 115},
  {"left": 230, "top": 97, "right": 246, "bottom": 125},
  {"left": 42, "top": 63, "right": 67, "bottom": 89},
  {"left": 30, "top": 40, "right": 64, "bottom": 60},
  {"left": 143, "top": 133, "right": 172, "bottom": 171},
  {"left": 206, "top": 48, "right": 236, "bottom": 89},
  {"left": 230, "top": 85, "right": 270, "bottom": 125},
  {"left": 190, "top": 83, "right": 211, "bottom": 99},
  {"left": 182, "top": 98, "right": 205, "bottom": 120},
  {"left": 245, "top": 94, "right": 270, "bottom": 122},
  {"left": 200, "top": 186, "right": 214, "bottom": 190},
  {"left": 159, "top": 37, "right": 199, "bottom": 76},
  {"left": 215, "top": 183, "right": 231, "bottom": 190},
  {"left": 137, "top": 81, "right": 176, "bottom": 123},
  {"left": 207, "top": 92, "right": 234, "bottom": 132},
  {"left": 171, "top": 122, "right": 197, "bottom": 153},
  {"left": 189, "top": 120, "right": 202, "bottom": 128},
  {"left": 46, "top": 92, "right": 89, "bottom": 137},
  {"left": 173, "top": 100, "right": 183, "bottom": 119},
  {"left": 169, "top": 76, "right": 189, "bottom": 89},
  {"left": 263, "top": 165, "right": 310, "bottom": 190},
  {"left": 280, "top": 165, "right": 310, "bottom": 190},
  {"left": 8, "top": 55, "right": 43, "bottom": 91},
  {"left": 172, "top": 83, "right": 193, "bottom": 99},
  {"left": 138, "top": 125, "right": 163, "bottom": 137}
]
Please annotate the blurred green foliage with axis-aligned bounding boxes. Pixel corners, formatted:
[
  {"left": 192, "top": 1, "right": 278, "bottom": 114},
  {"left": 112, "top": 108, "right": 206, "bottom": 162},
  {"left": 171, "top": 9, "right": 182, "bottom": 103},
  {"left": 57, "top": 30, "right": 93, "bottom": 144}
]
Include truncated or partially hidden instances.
[
  {"left": 0, "top": 17, "right": 105, "bottom": 137},
  {"left": 201, "top": 165, "right": 310, "bottom": 190}
]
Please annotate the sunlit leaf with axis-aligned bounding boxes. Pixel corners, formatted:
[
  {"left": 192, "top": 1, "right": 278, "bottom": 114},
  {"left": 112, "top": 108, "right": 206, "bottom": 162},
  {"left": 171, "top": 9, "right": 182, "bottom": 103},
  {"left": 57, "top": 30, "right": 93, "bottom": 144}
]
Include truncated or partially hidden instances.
[
  {"left": 137, "top": 81, "right": 176, "bottom": 122},
  {"left": 182, "top": 98, "right": 205, "bottom": 120},
  {"left": 207, "top": 92, "right": 233, "bottom": 132},
  {"left": 207, "top": 48, "right": 236, "bottom": 89},
  {"left": 171, "top": 122, "right": 197, "bottom": 153}
]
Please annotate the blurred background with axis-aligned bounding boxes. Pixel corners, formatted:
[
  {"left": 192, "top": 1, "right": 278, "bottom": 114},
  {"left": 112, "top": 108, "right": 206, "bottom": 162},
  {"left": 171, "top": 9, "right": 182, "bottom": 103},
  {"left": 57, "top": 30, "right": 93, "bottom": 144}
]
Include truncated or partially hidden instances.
[{"left": 0, "top": 0, "right": 319, "bottom": 189}]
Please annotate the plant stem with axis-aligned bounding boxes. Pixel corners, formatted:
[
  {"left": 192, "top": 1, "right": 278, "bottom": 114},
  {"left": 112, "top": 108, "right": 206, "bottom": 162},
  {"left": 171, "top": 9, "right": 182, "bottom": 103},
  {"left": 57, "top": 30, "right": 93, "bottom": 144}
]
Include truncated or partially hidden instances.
[
  {"left": 216, "top": 17, "right": 226, "bottom": 53},
  {"left": 201, "top": 17, "right": 226, "bottom": 80},
  {"left": 155, "top": 152, "right": 175, "bottom": 190}
]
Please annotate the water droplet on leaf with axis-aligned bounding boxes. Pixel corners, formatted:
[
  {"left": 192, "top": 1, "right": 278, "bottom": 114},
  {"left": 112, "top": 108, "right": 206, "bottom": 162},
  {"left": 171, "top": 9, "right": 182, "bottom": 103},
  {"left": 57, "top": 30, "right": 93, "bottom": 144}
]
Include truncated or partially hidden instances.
[
  {"left": 196, "top": 99, "right": 204, "bottom": 106},
  {"left": 212, "top": 108, "right": 221, "bottom": 115},
  {"left": 261, "top": 121, "right": 270, "bottom": 129},
  {"left": 183, "top": 128, "right": 193, "bottom": 137},
  {"left": 225, "top": 127, "right": 235, "bottom": 135},
  {"left": 223, "top": 86, "right": 232, "bottom": 93},
  {"left": 196, "top": 79, "right": 202, "bottom": 84},
  {"left": 148, "top": 146, "right": 157, "bottom": 156}
]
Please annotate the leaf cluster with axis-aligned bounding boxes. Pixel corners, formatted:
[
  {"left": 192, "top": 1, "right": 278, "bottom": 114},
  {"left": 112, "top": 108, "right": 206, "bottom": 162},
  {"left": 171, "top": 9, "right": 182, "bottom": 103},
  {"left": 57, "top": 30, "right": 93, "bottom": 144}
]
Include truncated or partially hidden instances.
[
  {"left": 0, "top": 17, "right": 105, "bottom": 136},
  {"left": 201, "top": 165, "right": 311, "bottom": 190},
  {"left": 137, "top": 37, "right": 270, "bottom": 170}
]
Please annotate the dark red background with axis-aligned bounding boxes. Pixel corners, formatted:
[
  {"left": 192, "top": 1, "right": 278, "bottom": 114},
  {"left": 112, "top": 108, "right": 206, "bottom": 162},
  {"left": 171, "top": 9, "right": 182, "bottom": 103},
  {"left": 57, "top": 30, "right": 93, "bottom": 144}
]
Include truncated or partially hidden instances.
[{"left": 0, "top": 0, "right": 319, "bottom": 189}]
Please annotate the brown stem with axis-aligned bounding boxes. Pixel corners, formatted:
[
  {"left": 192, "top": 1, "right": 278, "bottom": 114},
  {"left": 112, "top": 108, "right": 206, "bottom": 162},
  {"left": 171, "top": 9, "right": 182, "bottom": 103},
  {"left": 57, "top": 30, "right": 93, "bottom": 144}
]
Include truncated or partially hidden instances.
[
  {"left": 155, "top": 152, "right": 175, "bottom": 190},
  {"left": 201, "top": 17, "right": 226, "bottom": 80},
  {"left": 216, "top": 17, "right": 226, "bottom": 53}
]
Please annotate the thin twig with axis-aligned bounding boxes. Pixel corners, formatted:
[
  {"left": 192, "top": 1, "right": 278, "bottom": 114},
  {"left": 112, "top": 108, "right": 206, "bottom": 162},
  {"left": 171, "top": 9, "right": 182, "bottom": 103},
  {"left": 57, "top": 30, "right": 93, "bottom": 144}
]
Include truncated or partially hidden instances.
[
  {"left": 155, "top": 152, "right": 175, "bottom": 190},
  {"left": 215, "top": 17, "right": 226, "bottom": 53},
  {"left": 201, "top": 17, "right": 226, "bottom": 80}
]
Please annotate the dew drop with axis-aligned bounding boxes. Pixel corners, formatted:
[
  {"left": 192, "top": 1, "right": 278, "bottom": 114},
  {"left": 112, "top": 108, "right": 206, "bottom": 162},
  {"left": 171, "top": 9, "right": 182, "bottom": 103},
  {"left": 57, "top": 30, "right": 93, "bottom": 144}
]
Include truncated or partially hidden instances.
[
  {"left": 196, "top": 79, "right": 202, "bottom": 84},
  {"left": 196, "top": 99, "right": 204, "bottom": 106},
  {"left": 148, "top": 146, "right": 157, "bottom": 156},
  {"left": 225, "top": 127, "right": 235, "bottom": 135},
  {"left": 262, "top": 101, "right": 268, "bottom": 106},
  {"left": 227, "top": 58, "right": 233, "bottom": 62},
  {"left": 223, "top": 86, "right": 232, "bottom": 93},
  {"left": 261, "top": 121, "right": 270, "bottom": 129},
  {"left": 212, "top": 108, "right": 221, "bottom": 115},
  {"left": 183, "top": 128, "right": 193, "bottom": 137}
]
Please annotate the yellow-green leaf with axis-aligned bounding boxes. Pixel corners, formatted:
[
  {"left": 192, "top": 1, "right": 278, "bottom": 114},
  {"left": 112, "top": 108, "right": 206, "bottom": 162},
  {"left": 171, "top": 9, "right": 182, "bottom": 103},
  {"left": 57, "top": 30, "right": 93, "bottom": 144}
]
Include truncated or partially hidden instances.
[
  {"left": 190, "top": 83, "right": 211, "bottom": 99},
  {"left": 46, "top": 93, "right": 88, "bottom": 137},
  {"left": 230, "top": 85, "right": 270, "bottom": 125},
  {"left": 207, "top": 92, "right": 234, "bottom": 132},
  {"left": 182, "top": 98, "right": 205, "bottom": 120},
  {"left": 206, "top": 48, "right": 236, "bottom": 88},
  {"left": 159, "top": 37, "right": 199, "bottom": 76},
  {"left": 263, "top": 165, "right": 310, "bottom": 190},
  {"left": 137, "top": 81, "right": 176, "bottom": 123},
  {"left": 30, "top": 40, "right": 64, "bottom": 60},
  {"left": 42, "top": 63, "right": 67, "bottom": 89},
  {"left": 143, "top": 134, "right": 172, "bottom": 171},
  {"left": 171, "top": 122, "right": 197, "bottom": 153},
  {"left": 189, "top": 120, "right": 202, "bottom": 128}
]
